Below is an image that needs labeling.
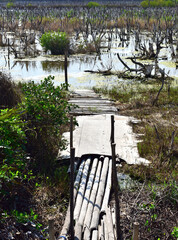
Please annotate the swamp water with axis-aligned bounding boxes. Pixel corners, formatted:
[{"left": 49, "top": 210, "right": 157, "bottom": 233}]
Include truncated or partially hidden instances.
[{"left": 0, "top": 33, "right": 177, "bottom": 89}]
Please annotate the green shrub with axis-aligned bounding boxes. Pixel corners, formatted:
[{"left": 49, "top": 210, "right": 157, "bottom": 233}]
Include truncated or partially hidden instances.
[
  {"left": 87, "top": 1, "right": 101, "bottom": 7},
  {"left": 141, "top": 0, "right": 149, "bottom": 7},
  {"left": 0, "top": 72, "right": 21, "bottom": 109},
  {"left": 40, "top": 30, "right": 69, "bottom": 55},
  {"left": 6, "top": 2, "right": 15, "bottom": 8},
  {"left": 141, "top": 0, "right": 176, "bottom": 7},
  {"left": 22, "top": 75, "right": 72, "bottom": 172},
  {"left": 0, "top": 108, "right": 27, "bottom": 188}
]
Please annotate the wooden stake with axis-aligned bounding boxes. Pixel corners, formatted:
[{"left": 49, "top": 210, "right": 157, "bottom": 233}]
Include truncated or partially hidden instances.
[
  {"left": 64, "top": 50, "right": 68, "bottom": 91},
  {"left": 110, "top": 115, "right": 115, "bottom": 144},
  {"left": 70, "top": 116, "right": 73, "bottom": 150},
  {"left": 0, "top": 34, "right": 3, "bottom": 46},
  {"left": 133, "top": 222, "right": 139, "bottom": 240},
  {"left": 8, "top": 38, "right": 10, "bottom": 60},
  {"left": 112, "top": 143, "right": 122, "bottom": 240},
  {"left": 70, "top": 147, "right": 75, "bottom": 240},
  {"left": 48, "top": 218, "right": 55, "bottom": 240}
]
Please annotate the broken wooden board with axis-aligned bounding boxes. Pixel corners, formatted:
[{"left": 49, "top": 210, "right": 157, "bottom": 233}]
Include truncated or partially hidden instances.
[{"left": 60, "top": 114, "right": 149, "bottom": 165}]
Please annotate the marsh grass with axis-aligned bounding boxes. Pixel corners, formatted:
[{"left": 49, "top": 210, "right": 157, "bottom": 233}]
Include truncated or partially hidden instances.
[{"left": 94, "top": 82, "right": 178, "bottom": 182}]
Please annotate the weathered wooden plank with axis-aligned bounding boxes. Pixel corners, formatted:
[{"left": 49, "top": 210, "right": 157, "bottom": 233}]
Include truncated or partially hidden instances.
[
  {"left": 74, "top": 158, "right": 91, "bottom": 221},
  {"left": 90, "top": 157, "right": 110, "bottom": 230},
  {"left": 70, "top": 89, "right": 99, "bottom": 98},
  {"left": 69, "top": 99, "right": 113, "bottom": 104},
  {"left": 83, "top": 160, "right": 102, "bottom": 240},
  {"left": 70, "top": 108, "right": 117, "bottom": 115},
  {"left": 71, "top": 106, "right": 117, "bottom": 111}
]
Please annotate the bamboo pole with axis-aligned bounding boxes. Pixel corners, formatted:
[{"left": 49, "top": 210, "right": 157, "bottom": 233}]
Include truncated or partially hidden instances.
[
  {"left": 103, "top": 215, "right": 109, "bottom": 240},
  {"left": 74, "top": 158, "right": 91, "bottom": 220},
  {"left": 92, "top": 230, "right": 98, "bottom": 240},
  {"left": 90, "top": 157, "right": 110, "bottom": 230},
  {"left": 78, "top": 158, "right": 98, "bottom": 226},
  {"left": 83, "top": 160, "right": 102, "bottom": 239},
  {"left": 98, "top": 218, "right": 104, "bottom": 240},
  {"left": 70, "top": 147, "right": 75, "bottom": 240},
  {"left": 59, "top": 161, "right": 85, "bottom": 237},
  {"left": 106, "top": 207, "right": 115, "bottom": 240},
  {"left": 101, "top": 159, "right": 112, "bottom": 213}
]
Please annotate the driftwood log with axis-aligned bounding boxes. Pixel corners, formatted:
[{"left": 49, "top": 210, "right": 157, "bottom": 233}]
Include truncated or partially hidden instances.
[{"left": 117, "top": 53, "right": 153, "bottom": 78}]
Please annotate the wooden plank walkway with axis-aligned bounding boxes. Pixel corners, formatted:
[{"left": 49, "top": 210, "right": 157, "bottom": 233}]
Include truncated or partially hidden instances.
[
  {"left": 57, "top": 89, "right": 148, "bottom": 240},
  {"left": 69, "top": 89, "right": 118, "bottom": 115},
  {"left": 59, "top": 155, "right": 116, "bottom": 240}
]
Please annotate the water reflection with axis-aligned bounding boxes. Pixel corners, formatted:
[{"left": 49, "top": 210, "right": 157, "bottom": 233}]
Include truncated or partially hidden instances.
[
  {"left": 41, "top": 60, "right": 68, "bottom": 72},
  {"left": 0, "top": 33, "right": 177, "bottom": 89}
]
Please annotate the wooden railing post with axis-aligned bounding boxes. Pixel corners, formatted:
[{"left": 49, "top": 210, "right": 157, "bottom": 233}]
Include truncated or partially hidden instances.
[
  {"left": 133, "top": 222, "right": 139, "bottom": 240},
  {"left": 111, "top": 115, "right": 115, "bottom": 144},
  {"left": 70, "top": 116, "right": 73, "bottom": 150},
  {"left": 64, "top": 50, "right": 68, "bottom": 91},
  {"left": 70, "top": 147, "right": 75, "bottom": 240},
  {"left": 111, "top": 143, "right": 122, "bottom": 240},
  {"left": 8, "top": 38, "right": 10, "bottom": 60},
  {"left": 111, "top": 115, "right": 123, "bottom": 240},
  {"left": 48, "top": 218, "right": 55, "bottom": 240}
]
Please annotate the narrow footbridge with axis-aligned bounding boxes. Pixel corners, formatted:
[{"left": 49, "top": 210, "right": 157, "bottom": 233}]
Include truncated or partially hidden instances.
[
  {"left": 57, "top": 90, "right": 147, "bottom": 240},
  {"left": 59, "top": 155, "right": 116, "bottom": 240}
]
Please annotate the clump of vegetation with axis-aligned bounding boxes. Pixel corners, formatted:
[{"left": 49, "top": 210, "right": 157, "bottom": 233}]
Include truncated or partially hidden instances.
[
  {"left": 21, "top": 75, "right": 72, "bottom": 172},
  {"left": 6, "top": 1, "right": 15, "bottom": 8},
  {"left": 94, "top": 82, "right": 178, "bottom": 183},
  {"left": 0, "top": 73, "right": 72, "bottom": 238},
  {"left": 87, "top": 1, "right": 101, "bottom": 7},
  {"left": 40, "top": 30, "right": 70, "bottom": 55},
  {"left": 141, "top": 0, "right": 176, "bottom": 7},
  {"left": 120, "top": 180, "right": 177, "bottom": 239},
  {"left": 0, "top": 72, "right": 21, "bottom": 109}
]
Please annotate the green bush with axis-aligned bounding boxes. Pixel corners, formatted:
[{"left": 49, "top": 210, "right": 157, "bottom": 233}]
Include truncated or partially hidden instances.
[
  {"left": 0, "top": 108, "right": 27, "bottom": 189},
  {"left": 6, "top": 2, "right": 15, "bottom": 8},
  {"left": 141, "top": 0, "right": 149, "bottom": 7},
  {"left": 22, "top": 75, "right": 72, "bottom": 172},
  {"left": 0, "top": 72, "right": 21, "bottom": 109},
  {"left": 141, "top": 0, "right": 176, "bottom": 7},
  {"left": 87, "top": 1, "right": 101, "bottom": 7},
  {"left": 40, "top": 30, "right": 69, "bottom": 55}
]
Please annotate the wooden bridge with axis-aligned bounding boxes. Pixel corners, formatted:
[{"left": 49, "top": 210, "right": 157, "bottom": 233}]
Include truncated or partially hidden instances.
[
  {"left": 59, "top": 154, "right": 118, "bottom": 240},
  {"left": 56, "top": 90, "right": 144, "bottom": 240}
]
